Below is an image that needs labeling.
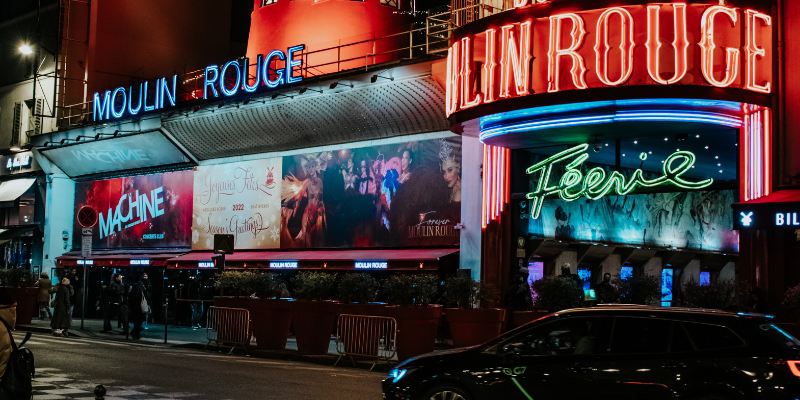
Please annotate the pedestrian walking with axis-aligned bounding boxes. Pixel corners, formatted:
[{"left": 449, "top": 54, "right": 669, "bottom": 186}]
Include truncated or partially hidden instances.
[
  {"left": 127, "top": 276, "right": 148, "bottom": 340},
  {"left": 51, "top": 277, "right": 73, "bottom": 337},
  {"left": 141, "top": 273, "right": 152, "bottom": 330},
  {"left": 36, "top": 272, "right": 53, "bottom": 320}
]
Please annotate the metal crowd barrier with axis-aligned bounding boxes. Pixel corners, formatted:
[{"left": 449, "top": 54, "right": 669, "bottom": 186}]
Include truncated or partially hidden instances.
[
  {"left": 206, "top": 306, "right": 252, "bottom": 354},
  {"left": 335, "top": 314, "right": 397, "bottom": 371}
]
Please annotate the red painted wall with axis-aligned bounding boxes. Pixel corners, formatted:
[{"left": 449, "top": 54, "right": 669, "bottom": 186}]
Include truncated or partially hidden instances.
[
  {"left": 246, "top": 0, "right": 410, "bottom": 75},
  {"left": 780, "top": 0, "right": 800, "bottom": 187}
]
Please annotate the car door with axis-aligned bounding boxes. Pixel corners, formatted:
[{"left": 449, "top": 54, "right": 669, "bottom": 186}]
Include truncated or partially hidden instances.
[
  {"left": 599, "top": 316, "right": 687, "bottom": 400},
  {"left": 493, "top": 316, "right": 613, "bottom": 400}
]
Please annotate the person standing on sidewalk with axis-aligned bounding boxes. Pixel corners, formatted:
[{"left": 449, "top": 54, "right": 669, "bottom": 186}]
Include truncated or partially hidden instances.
[
  {"left": 36, "top": 273, "right": 52, "bottom": 320},
  {"left": 51, "top": 277, "right": 73, "bottom": 337},
  {"left": 66, "top": 268, "right": 80, "bottom": 318},
  {"left": 109, "top": 274, "right": 127, "bottom": 334},
  {"left": 127, "top": 276, "right": 148, "bottom": 340},
  {"left": 141, "top": 273, "right": 152, "bottom": 330}
]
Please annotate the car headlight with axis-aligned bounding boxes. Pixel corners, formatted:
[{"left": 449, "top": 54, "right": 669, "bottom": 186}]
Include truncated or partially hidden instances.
[{"left": 388, "top": 368, "right": 409, "bottom": 384}]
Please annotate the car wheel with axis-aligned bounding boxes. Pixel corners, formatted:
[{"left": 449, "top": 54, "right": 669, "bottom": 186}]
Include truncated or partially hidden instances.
[{"left": 421, "top": 385, "right": 471, "bottom": 400}]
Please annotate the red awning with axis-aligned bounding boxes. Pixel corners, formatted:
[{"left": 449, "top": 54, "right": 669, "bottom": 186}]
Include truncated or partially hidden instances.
[
  {"left": 739, "top": 189, "right": 800, "bottom": 204},
  {"left": 166, "top": 248, "right": 459, "bottom": 270},
  {"left": 56, "top": 251, "right": 187, "bottom": 268}
]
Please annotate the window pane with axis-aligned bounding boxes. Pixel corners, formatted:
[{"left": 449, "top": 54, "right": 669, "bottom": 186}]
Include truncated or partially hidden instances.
[
  {"left": 611, "top": 318, "right": 671, "bottom": 354},
  {"left": 684, "top": 322, "right": 744, "bottom": 350},
  {"left": 670, "top": 323, "right": 694, "bottom": 353},
  {"left": 502, "top": 317, "right": 612, "bottom": 356}
]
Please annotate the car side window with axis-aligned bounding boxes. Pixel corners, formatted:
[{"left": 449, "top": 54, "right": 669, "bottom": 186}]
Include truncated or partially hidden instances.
[
  {"left": 610, "top": 317, "right": 672, "bottom": 354},
  {"left": 683, "top": 322, "right": 745, "bottom": 350},
  {"left": 501, "top": 317, "right": 612, "bottom": 357}
]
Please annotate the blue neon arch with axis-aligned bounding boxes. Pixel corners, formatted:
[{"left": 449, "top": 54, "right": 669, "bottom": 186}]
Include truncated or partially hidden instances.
[{"left": 478, "top": 98, "right": 743, "bottom": 144}]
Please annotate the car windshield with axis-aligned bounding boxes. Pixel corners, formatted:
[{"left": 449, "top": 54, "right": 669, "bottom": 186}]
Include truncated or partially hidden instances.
[{"left": 761, "top": 323, "right": 800, "bottom": 352}]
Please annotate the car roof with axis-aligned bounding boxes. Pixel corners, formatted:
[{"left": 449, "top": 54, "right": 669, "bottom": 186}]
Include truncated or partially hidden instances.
[{"left": 551, "top": 304, "right": 774, "bottom": 321}]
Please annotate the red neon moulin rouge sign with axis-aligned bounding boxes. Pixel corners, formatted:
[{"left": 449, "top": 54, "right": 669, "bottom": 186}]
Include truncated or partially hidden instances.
[{"left": 446, "top": 1, "right": 773, "bottom": 118}]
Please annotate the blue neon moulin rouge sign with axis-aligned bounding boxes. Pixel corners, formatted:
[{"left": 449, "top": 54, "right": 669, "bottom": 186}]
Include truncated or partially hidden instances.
[{"left": 92, "top": 44, "right": 305, "bottom": 122}]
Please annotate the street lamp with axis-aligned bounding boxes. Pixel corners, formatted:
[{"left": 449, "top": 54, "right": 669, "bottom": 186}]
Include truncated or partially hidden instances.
[{"left": 18, "top": 43, "right": 34, "bottom": 56}]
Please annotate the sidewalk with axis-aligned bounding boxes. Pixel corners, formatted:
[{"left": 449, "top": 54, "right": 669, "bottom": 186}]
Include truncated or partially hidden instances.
[
  {"left": 20, "top": 318, "right": 206, "bottom": 346},
  {"left": 19, "top": 317, "right": 395, "bottom": 371}
]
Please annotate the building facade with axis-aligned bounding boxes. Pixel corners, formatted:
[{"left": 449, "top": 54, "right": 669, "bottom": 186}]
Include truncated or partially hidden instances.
[{"left": 19, "top": 0, "right": 800, "bottom": 311}]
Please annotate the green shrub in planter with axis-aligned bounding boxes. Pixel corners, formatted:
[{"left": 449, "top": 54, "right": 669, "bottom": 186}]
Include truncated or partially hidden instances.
[
  {"left": 337, "top": 273, "right": 379, "bottom": 304},
  {"left": 531, "top": 276, "right": 582, "bottom": 312},
  {"left": 681, "top": 280, "right": 748, "bottom": 310},
  {"left": 784, "top": 283, "right": 800, "bottom": 310},
  {"left": 0, "top": 268, "right": 36, "bottom": 288},
  {"left": 442, "top": 275, "right": 482, "bottom": 309},
  {"left": 215, "top": 271, "right": 260, "bottom": 297},
  {"left": 383, "top": 274, "right": 438, "bottom": 306},
  {"left": 294, "top": 272, "right": 338, "bottom": 301},
  {"left": 615, "top": 274, "right": 661, "bottom": 305}
]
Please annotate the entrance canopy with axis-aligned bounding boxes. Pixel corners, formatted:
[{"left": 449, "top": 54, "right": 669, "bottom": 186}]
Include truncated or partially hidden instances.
[
  {"left": 56, "top": 250, "right": 188, "bottom": 268},
  {"left": 0, "top": 178, "right": 35, "bottom": 205}
]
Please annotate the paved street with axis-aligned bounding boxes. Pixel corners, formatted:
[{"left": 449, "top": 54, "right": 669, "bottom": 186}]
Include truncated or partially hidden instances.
[{"left": 22, "top": 333, "right": 384, "bottom": 399}]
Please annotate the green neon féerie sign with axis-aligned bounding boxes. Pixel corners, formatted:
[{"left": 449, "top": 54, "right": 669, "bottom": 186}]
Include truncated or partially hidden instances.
[{"left": 525, "top": 144, "right": 713, "bottom": 219}]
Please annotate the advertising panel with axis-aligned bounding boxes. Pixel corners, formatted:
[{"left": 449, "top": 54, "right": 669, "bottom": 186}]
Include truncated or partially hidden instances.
[
  {"left": 281, "top": 137, "right": 462, "bottom": 248},
  {"left": 192, "top": 159, "right": 282, "bottom": 250},
  {"left": 73, "top": 170, "right": 194, "bottom": 248},
  {"left": 525, "top": 189, "right": 738, "bottom": 253}
]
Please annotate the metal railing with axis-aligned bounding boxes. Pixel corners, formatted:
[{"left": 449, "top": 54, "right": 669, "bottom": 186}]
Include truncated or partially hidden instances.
[
  {"left": 334, "top": 314, "right": 397, "bottom": 371},
  {"left": 206, "top": 306, "right": 252, "bottom": 354},
  {"left": 53, "top": 2, "right": 510, "bottom": 130}
]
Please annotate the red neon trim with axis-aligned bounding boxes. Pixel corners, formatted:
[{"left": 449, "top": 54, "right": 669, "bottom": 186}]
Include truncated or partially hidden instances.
[
  {"left": 764, "top": 107, "right": 771, "bottom": 196},
  {"left": 788, "top": 361, "right": 800, "bottom": 377},
  {"left": 482, "top": 145, "right": 488, "bottom": 229},
  {"left": 742, "top": 103, "right": 749, "bottom": 201}
]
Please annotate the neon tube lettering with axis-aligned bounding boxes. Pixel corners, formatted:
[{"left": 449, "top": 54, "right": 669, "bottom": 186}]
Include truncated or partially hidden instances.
[
  {"left": 745, "top": 9, "right": 772, "bottom": 93},
  {"left": 110, "top": 87, "right": 127, "bottom": 119},
  {"left": 220, "top": 60, "right": 242, "bottom": 97},
  {"left": 204, "top": 65, "right": 220, "bottom": 99},
  {"left": 460, "top": 36, "right": 482, "bottom": 109},
  {"left": 499, "top": 22, "right": 532, "bottom": 98},
  {"left": 547, "top": 13, "right": 587, "bottom": 93},
  {"left": 242, "top": 55, "right": 263, "bottom": 93},
  {"left": 594, "top": 7, "right": 635, "bottom": 86},
  {"left": 264, "top": 49, "right": 287, "bottom": 89},
  {"left": 482, "top": 28, "right": 498, "bottom": 104},
  {"left": 127, "top": 83, "right": 143, "bottom": 116},
  {"left": 93, "top": 91, "right": 111, "bottom": 121},
  {"left": 160, "top": 75, "right": 177, "bottom": 108},
  {"left": 525, "top": 144, "right": 713, "bottom": 219},
  {"left": 445, "top": 41, "right": 460, "bottom": 117},
  {"left": 286, "top": 44, "right": 305, "bottom": 84},
  {"left": 143, "top": 81, "right": 155, "bottom": 111},
  {"left": 646, "top": 3, "right": 689, "bottom": 85},
  {"left": 700, "top": 6, "right": 740, "bottom": 88}
]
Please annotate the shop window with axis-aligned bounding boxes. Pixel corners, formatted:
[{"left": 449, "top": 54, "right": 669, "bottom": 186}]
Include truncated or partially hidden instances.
[
  {"left": 661, "top": 268, "right": 673, "bottom": 307},
  {"left": 699, "top": 271, "right": 711, "bottom": 286},
  {"left": 682, "top": 322, "right": 745, "bottom": 351},
  {"left": 610, "top": 317, "right": 671, "bottom": 354}
]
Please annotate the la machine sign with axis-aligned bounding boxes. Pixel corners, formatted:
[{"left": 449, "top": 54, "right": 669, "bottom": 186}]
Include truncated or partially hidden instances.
[
  {"left": 446, "top": 1, "right": 773, "bottom": 118},
  {"left": 92, "top": 44, "right": 305, "bottom": 122}
]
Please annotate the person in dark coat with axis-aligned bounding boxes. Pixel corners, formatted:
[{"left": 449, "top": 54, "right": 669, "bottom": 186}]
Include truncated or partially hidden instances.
[
  {"left": 36, "top": 273, "right": 52, "bottom": 319},
  {"left": 51, "top": 277, "right": 73, "bottom": 337},
  {"left": 127, "top": 277, "right": 147, "bottom": 340}
]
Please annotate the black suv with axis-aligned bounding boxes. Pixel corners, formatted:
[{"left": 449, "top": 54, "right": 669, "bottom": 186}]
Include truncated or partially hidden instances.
[{"left": 383, "top": 305, "right": 800, "bottom": 400}]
